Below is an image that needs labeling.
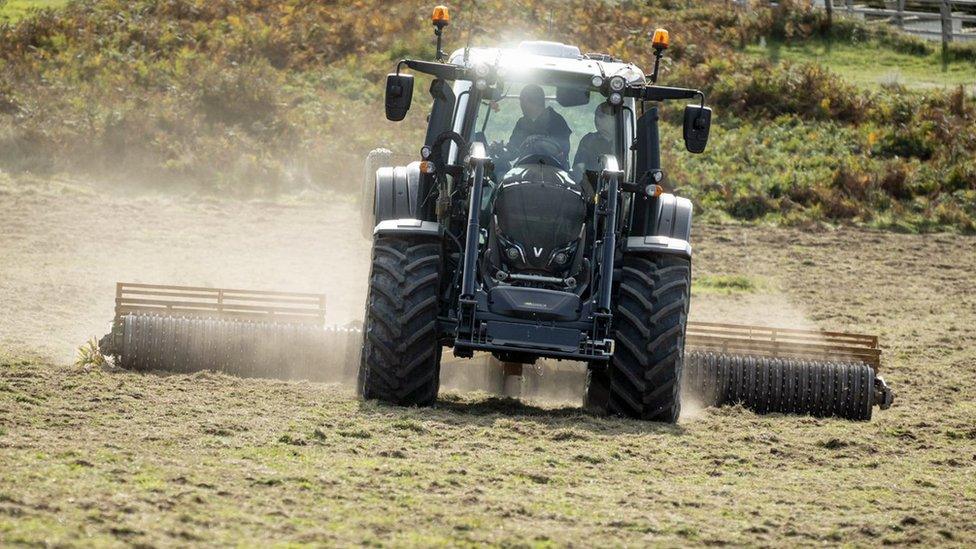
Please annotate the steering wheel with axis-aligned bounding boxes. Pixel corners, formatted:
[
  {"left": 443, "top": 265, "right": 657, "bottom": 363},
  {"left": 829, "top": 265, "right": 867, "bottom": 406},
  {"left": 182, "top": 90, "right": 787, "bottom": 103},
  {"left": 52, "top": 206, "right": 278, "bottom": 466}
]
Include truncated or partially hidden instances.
[{"left": 513, "top": 135, "right": 566, "bottom": 170}]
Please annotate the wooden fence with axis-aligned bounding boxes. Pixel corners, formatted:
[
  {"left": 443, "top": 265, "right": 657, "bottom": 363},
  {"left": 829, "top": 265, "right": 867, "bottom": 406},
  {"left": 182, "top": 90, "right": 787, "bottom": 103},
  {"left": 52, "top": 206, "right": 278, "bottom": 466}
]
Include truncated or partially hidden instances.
[{"left": 819, "top": 1, "right": 976, "bottom": 43}]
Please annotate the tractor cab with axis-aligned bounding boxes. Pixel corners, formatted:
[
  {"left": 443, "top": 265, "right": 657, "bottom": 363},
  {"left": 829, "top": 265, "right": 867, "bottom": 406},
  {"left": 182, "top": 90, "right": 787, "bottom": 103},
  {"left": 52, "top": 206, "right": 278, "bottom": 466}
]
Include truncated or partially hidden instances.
[
  {"left": 373, "top": 31, "right": 710, "bottom": 359},
  {"left": 448, "top": 44, "right": 643, "bottom": 300}
]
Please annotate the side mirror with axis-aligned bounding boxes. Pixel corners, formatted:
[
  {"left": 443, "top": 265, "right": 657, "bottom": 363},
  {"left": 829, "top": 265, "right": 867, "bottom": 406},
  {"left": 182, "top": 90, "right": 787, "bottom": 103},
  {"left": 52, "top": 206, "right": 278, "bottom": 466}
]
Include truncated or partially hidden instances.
[
  {"left": 385, "top": 73, "right": 414, "bottom": 122},
  {"left": 683, "top": 104, "right": 711, "bottom": 154}
]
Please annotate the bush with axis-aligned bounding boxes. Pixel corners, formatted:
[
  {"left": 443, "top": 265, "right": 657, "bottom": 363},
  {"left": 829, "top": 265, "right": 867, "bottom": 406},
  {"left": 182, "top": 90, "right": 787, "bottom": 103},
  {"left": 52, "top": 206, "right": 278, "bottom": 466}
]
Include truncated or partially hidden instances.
[
  {"left": 729, "top": 193, "right": 775, "bottom": 220},
  {"left": 946, "top": 40, "right": 976, "bottom": 63},
  {"left": 681, "top": 56, "right": 869, "bottom": 123},
  {"left": 0, "top": 0, "right": 971, "bottom": 232},
  {"left": 872, "top": 123, "right": 937, "bottom": 161}
]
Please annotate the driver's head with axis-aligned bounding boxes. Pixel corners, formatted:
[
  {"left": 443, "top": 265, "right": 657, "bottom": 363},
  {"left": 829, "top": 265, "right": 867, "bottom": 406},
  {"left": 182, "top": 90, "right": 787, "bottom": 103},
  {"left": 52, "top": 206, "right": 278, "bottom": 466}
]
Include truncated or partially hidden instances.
[
  {"left": 519, "top": 84, "right": 546, "bottom": 121},
  {"left": 594, "top": 102, "right": 614, "bottom": 139}
]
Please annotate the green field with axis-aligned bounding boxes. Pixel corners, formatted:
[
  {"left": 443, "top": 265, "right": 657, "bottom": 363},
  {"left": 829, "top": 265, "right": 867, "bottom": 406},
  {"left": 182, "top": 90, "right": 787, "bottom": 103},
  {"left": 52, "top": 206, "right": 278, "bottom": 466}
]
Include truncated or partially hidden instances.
[
  {"left": 1, "top": 1, "right": 975, "bottom": 539},
  {"left": 0, "top": 0, "right": 68, "bottom": 23},
  {"left": 747, "top": 38, "right": 976, "bottom": 92}
]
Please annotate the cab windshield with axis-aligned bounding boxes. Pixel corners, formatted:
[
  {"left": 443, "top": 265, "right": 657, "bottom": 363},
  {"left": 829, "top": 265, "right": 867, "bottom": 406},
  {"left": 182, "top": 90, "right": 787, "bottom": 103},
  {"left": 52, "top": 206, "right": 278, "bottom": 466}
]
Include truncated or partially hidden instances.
[{"left": 473, "top": 83, "right": 619, "bottom": 182}]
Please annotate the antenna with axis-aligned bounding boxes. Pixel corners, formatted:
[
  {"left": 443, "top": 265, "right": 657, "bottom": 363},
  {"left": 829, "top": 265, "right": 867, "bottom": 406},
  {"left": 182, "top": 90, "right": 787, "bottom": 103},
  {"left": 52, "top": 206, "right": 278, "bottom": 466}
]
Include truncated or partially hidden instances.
[{"left": 464, "top": 0, "right": 478, "bottom": 63}]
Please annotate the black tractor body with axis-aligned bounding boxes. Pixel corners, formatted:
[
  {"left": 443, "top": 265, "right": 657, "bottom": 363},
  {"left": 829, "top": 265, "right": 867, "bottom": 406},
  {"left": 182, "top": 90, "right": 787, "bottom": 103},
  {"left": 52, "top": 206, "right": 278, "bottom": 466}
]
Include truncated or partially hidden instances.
[{"left": 359, "top": 40, "right": 709, "bottom": 421}]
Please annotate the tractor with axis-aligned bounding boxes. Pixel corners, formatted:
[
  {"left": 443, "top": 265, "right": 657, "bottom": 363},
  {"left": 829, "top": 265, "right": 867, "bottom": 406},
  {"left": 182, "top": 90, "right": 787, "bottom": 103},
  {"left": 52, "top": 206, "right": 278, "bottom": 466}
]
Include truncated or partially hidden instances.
[{"left": 360, "top": 10, "right": 714, "bottom": 422}]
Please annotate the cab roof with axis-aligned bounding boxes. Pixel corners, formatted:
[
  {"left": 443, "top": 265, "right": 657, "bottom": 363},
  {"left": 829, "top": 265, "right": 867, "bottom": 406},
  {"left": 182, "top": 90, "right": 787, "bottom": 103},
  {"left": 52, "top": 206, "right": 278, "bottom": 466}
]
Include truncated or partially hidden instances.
[{"left": 449, "top": 41, "right": 646, "bottom": 86}]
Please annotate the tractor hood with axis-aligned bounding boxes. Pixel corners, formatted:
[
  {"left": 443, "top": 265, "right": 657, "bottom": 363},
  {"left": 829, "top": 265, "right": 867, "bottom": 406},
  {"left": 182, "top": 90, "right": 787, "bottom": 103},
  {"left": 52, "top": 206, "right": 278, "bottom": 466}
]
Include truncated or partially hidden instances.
[{"left": 491, "top": 163, "right": 586, "bottom": 274}]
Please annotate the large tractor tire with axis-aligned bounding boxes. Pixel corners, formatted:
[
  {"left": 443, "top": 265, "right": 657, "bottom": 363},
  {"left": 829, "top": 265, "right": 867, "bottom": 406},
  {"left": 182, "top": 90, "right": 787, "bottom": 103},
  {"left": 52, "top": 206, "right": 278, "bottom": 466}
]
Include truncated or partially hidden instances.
[
  {"left": 359, "top": 148, "right": 392, "bottom": 240},
  {"left": 358, "top": 234, "right": 443, "bottom": 406},
  {"left": 600, "top": 254, "right": 691, "bottom": 422}
]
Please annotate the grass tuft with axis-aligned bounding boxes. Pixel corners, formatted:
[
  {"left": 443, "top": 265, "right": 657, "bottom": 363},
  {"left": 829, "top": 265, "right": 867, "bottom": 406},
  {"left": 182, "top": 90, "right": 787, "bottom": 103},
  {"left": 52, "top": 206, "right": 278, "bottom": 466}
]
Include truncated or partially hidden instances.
[
  {"left": 74, "top": 338, "right": 106, "bottom": 368},
  {"left": 693, "top": 275, "right": 761, "bottom": 294}
]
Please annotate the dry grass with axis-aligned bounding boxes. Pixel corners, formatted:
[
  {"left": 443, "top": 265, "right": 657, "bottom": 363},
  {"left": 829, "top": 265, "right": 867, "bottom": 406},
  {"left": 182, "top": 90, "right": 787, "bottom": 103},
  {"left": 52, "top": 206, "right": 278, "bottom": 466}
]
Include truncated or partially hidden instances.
[
  {"left": 1, "top": 354, "right": 973, "bottom": 546},
  {"left": 1, "top": 183, "right": 974, "bottom": 546}
]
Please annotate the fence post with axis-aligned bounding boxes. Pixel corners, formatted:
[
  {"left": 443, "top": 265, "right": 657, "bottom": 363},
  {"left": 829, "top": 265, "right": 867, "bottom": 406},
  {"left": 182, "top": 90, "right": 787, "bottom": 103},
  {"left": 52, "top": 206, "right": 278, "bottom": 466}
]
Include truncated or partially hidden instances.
[
  {"left": 825, "top": 0, "right": 833, "bottom": 29},
  {"left": 845, "top": 0, "right": 853, "bottom": 14},
  {"left": 941, "top": 0, "right": 952, "bottom": 70},
  {"left": 896, "top": 0, "right": 905, "bottom": 29}
]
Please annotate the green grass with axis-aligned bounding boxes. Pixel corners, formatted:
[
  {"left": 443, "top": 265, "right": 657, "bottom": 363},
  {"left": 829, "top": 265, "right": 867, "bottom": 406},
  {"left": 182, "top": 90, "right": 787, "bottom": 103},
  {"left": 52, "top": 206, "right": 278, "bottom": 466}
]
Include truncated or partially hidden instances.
[
  {"left": 0, "top": 0, "right": 68, "bottom": 23},
  {"left": 693, "top": 274, "right": 761, "bottom": 294},
  {"left": 746, "top": 38, "right": 976, "bottom": 92},
  {"left": 2, "top": 341, "right": 974, "bottom": 545}
]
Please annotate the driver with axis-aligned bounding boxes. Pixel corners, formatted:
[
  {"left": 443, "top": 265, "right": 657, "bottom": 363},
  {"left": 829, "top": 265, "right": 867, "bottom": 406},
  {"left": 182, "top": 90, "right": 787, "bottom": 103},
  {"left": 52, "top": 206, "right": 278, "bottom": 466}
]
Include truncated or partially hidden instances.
[
  {"left": 506, "top": 84, "right": 571, "bottom": 165},
  {"left": 572, "top": 102, "right": 615, "bottom": 178}
]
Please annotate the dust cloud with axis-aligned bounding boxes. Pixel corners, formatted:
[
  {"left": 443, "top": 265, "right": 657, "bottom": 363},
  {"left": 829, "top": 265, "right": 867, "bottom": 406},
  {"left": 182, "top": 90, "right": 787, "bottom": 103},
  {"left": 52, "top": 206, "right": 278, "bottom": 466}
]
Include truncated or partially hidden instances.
[
  {"left": 0, "top": 178, "right": 372, "bottom": 365},
  {"left": 677, "top": 277, "right": 825, "bottom": 421},
  {"left": 678, "top": 392, "right": 707, "bottom": 423},
  {"left": 2, "top": 177, "right": 824, "bottom": 412}
]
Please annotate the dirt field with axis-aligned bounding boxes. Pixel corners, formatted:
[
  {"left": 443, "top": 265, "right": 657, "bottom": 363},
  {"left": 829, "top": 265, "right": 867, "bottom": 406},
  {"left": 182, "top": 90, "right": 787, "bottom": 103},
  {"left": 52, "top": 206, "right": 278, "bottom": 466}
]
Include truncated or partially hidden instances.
[{"left": 1, "top": 178, "right": 975, "bottom": 546}]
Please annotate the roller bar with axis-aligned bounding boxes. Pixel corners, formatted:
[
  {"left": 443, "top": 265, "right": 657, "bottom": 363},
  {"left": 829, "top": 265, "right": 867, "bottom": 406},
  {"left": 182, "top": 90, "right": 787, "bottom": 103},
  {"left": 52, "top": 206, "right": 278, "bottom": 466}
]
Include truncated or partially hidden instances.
[
  {"left": 686, "top": 321, "right": 881, "bottom": 370},
  {"left": 114, "top": 282, "right": 326, "bottom": 325}
]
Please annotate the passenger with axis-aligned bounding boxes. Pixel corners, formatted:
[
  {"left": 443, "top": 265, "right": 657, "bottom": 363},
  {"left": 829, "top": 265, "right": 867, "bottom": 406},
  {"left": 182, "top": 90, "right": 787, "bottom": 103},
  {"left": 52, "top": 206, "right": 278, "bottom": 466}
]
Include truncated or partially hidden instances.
[
  {"left": 506, "top": 84, "right": 571, "bottom": 164},
  {"left": 572, "top": 102, "right": 615, "bottom": 177}
]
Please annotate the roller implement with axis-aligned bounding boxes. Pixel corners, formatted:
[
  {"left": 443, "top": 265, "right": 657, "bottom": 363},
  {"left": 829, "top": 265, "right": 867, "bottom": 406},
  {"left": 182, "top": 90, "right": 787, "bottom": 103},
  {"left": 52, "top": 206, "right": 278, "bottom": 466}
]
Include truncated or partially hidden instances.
[
  {"left": 100, "top": 7, "right": 893, "bottom": 421},
  {"left": 99, "top": 283, "right": 361, "bottom": 382},
  {"left": 683, "top": 323, "right": 892, "bottom": 420}
]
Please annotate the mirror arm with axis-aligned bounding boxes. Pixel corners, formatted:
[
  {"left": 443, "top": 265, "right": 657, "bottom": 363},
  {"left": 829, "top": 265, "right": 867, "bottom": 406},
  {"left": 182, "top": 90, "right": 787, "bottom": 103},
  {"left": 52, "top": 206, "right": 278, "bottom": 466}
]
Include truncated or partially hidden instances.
[
  {"left": 637, "top": 86, "right": 701, "bottom": 102},
  {"left": 401, "top": 59, "right": 469, "bottom": 80}
]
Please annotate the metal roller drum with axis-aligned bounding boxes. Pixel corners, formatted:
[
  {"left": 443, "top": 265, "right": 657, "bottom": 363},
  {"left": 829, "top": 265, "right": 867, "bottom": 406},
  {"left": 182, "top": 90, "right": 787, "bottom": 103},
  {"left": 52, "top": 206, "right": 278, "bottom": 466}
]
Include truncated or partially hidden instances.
[
  {"left": 683, "top": 350, "right": 891, "bottom": 421},
  {"left": 114, "top": 315, "right": 362, "bottom": 382},
  {"left": 100, "top": 283, "right": 363, "bottom": 383},
  {"left": 100, "top": 283, "right": 893, "bottom": 419}
]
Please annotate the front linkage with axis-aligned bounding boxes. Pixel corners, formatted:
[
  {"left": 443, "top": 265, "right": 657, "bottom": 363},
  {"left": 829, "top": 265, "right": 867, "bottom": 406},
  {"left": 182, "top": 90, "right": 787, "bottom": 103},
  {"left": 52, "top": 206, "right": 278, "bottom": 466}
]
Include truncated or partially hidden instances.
[{"left": 452, "top": 147, "right": 622, "bottom": 363}]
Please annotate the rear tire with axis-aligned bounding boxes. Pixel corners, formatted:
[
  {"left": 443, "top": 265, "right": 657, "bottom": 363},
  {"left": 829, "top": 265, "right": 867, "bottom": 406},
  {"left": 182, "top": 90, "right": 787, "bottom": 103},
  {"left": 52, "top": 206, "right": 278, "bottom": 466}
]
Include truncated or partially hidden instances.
[
  {"left": 358, "top": 234, "right": 442, "bottom": 406},
  {"left": 607, "top": 254, "right": 691, "bottom": 422}
]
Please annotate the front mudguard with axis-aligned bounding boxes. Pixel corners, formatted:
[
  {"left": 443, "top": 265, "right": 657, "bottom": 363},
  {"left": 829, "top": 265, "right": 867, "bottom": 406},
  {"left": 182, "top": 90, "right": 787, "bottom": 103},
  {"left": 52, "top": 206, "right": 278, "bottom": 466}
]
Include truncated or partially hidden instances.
[
  {"left": 625, "top": 193, "right": 692, "bottom": 258},
  {"left": 374, "top": 162, "right": 422, "bottom": 227},
  {"left": 373, "top": 219, "right": 441, "bottom": 237}
]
